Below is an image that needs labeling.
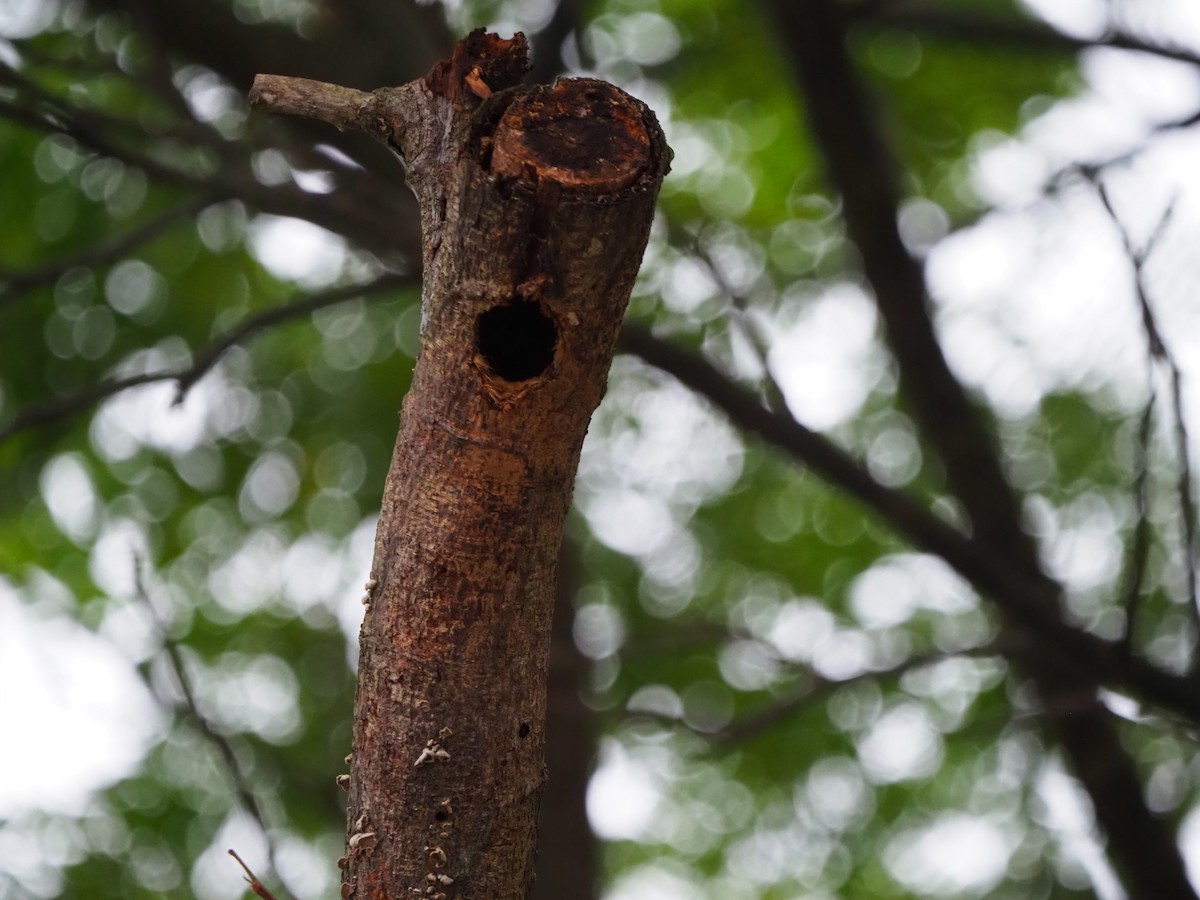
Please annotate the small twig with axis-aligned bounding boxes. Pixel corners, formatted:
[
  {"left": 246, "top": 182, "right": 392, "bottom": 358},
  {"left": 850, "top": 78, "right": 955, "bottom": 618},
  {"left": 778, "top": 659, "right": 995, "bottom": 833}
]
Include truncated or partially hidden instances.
[
  {"left": 618, "top": 324, "right": 1200, "bottom": 724},
  {"left": 702, "top": 642, "right": 1000, "bottom": 745},
  {"left": 248, "top": 76, "right": 374, "bottom": 134},
  {"left": 0, "top": 66, "right": 206, "bottom": 190},
  {"left": 1041, "top": 105, "right": 1200, "bottom": 202},
  {"left": 0, "top": 61, "right": 326, "bottom": 219},
  {"left": 669, "top": 218, "right": 792, "bottom": 415},
  {"left": 1094, "top": 183, "right": 1199, "bottom": 657},
  {"left": 0, "top": 194, "right": 224, "bottom": 309},
  {"left": 0, "top": 58, "right": 416, "bottom": 264},
  {"left": 0, "top": 370, "right": 168, "bottom": 445},
  {"left": 0, "top": 56, "right": 230, "bottom": 157},
  {"left": 173, "top": 272, "right": 413, "bottom": 399},
  {"left": 1169, "top": 376, "right": 1198, "bottom": 647},
  {"left": 6, "top": 38, "right": 127, "bottom": 79},
  {"left": 851, "top": 2, "right": 1200, "bottom": 69},
  {"left": 228, "top": 849, "right": 280, "bottom": 900},
  {"left": 1119, "top": 398, "right": 1155, "bottom": 657},
  {"left": 130, "top": 559, "right": 289, "bottom": 895},
  {"left": 0, "top": 274, "right": 412, "bottom": 447}
]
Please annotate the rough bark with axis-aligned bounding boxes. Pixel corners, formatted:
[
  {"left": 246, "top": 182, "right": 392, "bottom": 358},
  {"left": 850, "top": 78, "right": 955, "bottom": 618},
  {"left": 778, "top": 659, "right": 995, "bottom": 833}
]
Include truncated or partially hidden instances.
[{"left": 251, "top": 30, "right": 669, "bottom": 899}]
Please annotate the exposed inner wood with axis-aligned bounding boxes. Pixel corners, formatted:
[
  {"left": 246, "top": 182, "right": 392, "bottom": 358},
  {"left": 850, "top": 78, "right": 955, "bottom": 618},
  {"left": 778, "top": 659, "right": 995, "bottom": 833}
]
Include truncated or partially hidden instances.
[{"left": 489, "top": 81, "right": 650, "bottom": 191}]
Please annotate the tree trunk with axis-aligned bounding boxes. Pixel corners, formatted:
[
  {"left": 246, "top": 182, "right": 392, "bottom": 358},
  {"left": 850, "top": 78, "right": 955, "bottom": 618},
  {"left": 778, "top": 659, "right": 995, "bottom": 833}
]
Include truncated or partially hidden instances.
[{"left": 250, "top": 30, "right": 669, "bottom": 899}]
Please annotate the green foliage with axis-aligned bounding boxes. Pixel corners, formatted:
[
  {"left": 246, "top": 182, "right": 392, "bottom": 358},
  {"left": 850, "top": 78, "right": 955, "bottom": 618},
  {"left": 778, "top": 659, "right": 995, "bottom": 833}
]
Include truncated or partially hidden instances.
[{"left": 2, "top": 0, "right": 1195, "bottom": 898}]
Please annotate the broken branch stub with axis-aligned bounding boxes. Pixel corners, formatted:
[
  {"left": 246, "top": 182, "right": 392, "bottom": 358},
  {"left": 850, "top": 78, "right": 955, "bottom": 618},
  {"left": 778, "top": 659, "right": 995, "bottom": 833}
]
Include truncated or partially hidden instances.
[{"left": 252, "top": 29, "right": 669, "bottom": 900}]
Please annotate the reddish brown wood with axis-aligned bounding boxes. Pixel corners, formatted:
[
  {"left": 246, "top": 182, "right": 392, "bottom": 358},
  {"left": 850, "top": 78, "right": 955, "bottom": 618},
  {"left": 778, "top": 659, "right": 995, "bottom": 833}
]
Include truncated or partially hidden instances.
[{"left": 252, "top": 30, "right": 669, "bottom": 899}]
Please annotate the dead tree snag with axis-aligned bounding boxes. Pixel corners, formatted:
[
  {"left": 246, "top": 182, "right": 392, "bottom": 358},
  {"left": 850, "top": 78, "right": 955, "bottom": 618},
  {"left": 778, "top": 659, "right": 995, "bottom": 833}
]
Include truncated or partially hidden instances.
[{"left": 250, "top": 30, "right": 670, "bottom": 900}]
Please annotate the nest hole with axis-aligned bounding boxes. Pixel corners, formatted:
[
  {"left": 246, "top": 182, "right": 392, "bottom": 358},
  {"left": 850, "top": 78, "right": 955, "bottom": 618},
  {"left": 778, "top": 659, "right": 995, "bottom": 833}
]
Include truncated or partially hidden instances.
[{"left": 476, "top": 299, "right": 557, "bottom": 382}]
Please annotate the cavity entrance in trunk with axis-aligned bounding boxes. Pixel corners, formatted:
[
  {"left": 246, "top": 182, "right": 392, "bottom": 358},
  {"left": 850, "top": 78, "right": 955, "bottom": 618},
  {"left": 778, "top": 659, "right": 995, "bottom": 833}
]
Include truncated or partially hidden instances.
[{"left": 476, "top": 299, "right": 558, "bottom": 381}]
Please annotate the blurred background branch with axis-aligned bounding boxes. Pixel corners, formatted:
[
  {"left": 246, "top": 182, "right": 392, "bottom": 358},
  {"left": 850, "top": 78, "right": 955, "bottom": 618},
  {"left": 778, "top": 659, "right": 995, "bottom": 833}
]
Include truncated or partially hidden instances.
[{"left": 3, "top": 0, "right": 1200, "bottom": 897}]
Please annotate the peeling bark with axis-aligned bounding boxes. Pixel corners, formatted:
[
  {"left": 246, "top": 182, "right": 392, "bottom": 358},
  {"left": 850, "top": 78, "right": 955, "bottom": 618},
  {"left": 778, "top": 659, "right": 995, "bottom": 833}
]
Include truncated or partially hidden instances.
[{"left": 252, "top": 30, "right": 669, "bottom": 899}]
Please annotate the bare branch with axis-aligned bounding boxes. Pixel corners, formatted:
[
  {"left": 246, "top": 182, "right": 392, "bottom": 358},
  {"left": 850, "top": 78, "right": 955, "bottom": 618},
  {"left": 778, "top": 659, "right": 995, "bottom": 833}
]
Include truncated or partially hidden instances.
[
  {"left": 131, "top": 558, "right": 288, "bottom": 896},
  {"left": 228, "top": 849, "right": 282, "bottom": 900},
  {"left": 1120, "top": 398, "right": 1156, "bottom": 658},
  {"left": 758, "top": 3, "right": 1196, "bottom": 893},
  {"left": 667, "top": 218, "right": 791, "bottom": 416},
  {"left": 712, "top": 643, "right": 1001, "bottom": 746},
  {"left": 853, "top": 2, "right": 1200, "bottom": 69},
  {"left": 0, "top": 194, "right": 225, "bottom": 309},
  {"left": 0, "top": 59, "right": 220, "bottom": 187},
  {"left": 762, "top": 0, "right": 1039, "bottom": 572},
  {"left": 249, "top": 76, "right": 374, "bottom": 134},
  {"left": 0, "top": 95, "right": 216, "bottom": 191},
  {"left": 1094, "top": 183, "right": 1200, "bottom": 651},
  {"left": 616, "top": 326, "right": 1200, "bottom": 718},
  {"left": 619, "top": 314, "right": 1200, "bottom": 897},
  {"left": 173, "top": 272, "right": 413, "bottom": 399},
  {"left": 0, "top": 370, "right": 166, "bottom": 446},
  {"left": 0, "top": 66, "right": 416, "bottom": 260},
  {"left": 0, "top": 274, "right": 413, "bottom": 447},
  {"left": 79, "top": 0, "right": 446, "bottom": 92}
]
